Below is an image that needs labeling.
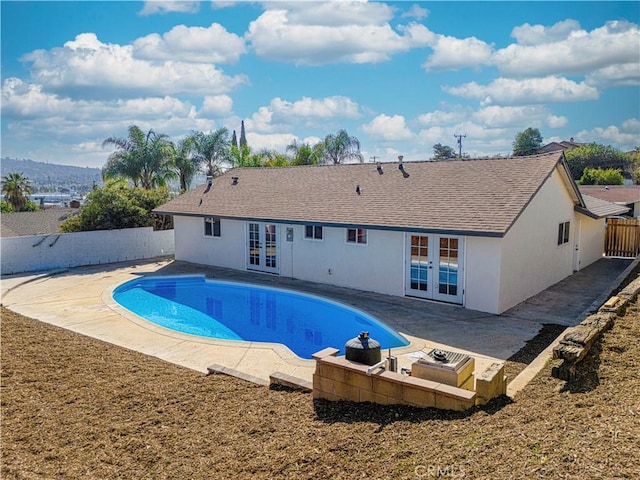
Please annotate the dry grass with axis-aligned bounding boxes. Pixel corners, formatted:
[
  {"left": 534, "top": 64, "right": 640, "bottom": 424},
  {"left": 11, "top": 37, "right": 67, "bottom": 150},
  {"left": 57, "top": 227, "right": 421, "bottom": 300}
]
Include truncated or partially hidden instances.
[{"left": 2, "top": 304, "right": 639, "bottom": 480}]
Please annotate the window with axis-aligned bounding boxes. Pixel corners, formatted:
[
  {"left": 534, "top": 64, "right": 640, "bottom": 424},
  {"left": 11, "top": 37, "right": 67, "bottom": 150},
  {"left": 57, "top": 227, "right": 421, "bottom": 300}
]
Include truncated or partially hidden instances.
[
  {"left": 557, "top": 221, "right": 570, "bottom": 245},
  {"left": 304, "top": 225, "right": 323, "bottom": 240},
  {"left": 346, "top": 228, "right": 367, "bottom": 244},
  {"left": 204, "top": 217, "right": 221, "bottom": 237}
]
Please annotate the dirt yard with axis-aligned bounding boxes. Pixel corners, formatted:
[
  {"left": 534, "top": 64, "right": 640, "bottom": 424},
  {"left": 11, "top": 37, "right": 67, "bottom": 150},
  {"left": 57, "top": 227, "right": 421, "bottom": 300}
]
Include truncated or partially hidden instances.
[{"left": 2, "top": 303, "right": 639, "bottom": 479}]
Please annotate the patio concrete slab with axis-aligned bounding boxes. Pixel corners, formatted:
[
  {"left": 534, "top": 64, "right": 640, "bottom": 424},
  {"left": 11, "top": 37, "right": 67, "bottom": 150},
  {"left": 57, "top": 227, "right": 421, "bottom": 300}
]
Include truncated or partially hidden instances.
[{"left": 1, "top": 256, "right": 631, "bottom": 385}]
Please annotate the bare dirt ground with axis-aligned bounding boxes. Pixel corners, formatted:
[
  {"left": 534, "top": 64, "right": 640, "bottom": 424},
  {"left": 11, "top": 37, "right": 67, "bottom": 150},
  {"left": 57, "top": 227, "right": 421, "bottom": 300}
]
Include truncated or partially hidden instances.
[{"left": 2, "top": 302, "right": 639, "bottom": 480}]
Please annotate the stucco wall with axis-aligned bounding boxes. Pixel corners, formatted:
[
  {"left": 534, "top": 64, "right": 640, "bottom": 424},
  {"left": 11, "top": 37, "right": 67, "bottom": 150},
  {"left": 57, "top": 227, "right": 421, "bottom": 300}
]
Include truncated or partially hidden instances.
[
  {"left": 464, "top": 236, "right": 502, "bottom": 314},
  {"left": 498, "top": 168, "right": 576, "bottom": 313},
  {"left": 173, "top": 215, "right": 245, "bottom": 269},
  {"left": 282, "top": 224, "right": 405, "bottom": 297},
  {"left": 174, "top": 216, "right": 406, "bottom": 297},
  {"left": 576, "top": 215, "right": 605, "bottom": 269},
  {"left": 0, "top": 227, "right": 174, "bottom": 275}
]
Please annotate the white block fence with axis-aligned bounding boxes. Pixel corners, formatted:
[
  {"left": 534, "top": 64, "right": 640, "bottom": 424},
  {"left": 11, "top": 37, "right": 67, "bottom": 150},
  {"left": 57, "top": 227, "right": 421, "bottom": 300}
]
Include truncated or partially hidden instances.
[{"left": 1, "top": 227, "right": 175, "bottom": 275}]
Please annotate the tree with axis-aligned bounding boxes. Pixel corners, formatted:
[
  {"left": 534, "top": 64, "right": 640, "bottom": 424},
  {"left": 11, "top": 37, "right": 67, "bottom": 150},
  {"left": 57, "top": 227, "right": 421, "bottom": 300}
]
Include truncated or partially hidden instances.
[
  {"left": 1, "top": 172, "right": 33, "bottom": 212},
  {"left": 102, "top": 125, "right": 176, "bottom": 189},
  {"left": 432, "top": 143, "right": 456, "bottom": 160},
  {"left": 171, "top": 137, "right": 198, "bottom": 193},
  {"left": 61, "top": 180, "right": 173, "bottom": 232},
  {"left": 189, "top": 128, "right": 232, "bottom": 177},
  {"left": 231, "top": 130, "right": 238, "bottom": 149},
  {"left": 319, "top": 129, "right": 363, "bottom": 164},
  {"left": 239, "top": 121, "right": 247, "bottom": 148},
  {"left": 286, "top": 140, "right": 321, "bottom": 165},
  {"left": 564, "top": 143, "right": 630, "bottom": 180},
  {"left": 579, "top": 167, "right": 624, "bottom": 185},
  {"left": 512, "top": 128, "right": 543, "bottom": 156}
]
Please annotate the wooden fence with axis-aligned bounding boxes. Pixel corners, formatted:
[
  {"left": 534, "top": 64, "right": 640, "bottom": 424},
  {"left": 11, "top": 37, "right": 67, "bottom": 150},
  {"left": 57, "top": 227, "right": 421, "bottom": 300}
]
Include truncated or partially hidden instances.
[{"left": 605, "top": 218, "right": 640, "bottom": 258}]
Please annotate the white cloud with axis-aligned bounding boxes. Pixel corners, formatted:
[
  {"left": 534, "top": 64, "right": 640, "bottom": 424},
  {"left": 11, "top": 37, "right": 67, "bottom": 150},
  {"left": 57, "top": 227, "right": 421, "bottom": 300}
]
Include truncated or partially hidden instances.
[
  {"left": 511, "top": 19, "right": 581, "bottom": 46},
  {"left": 200, "top": 95, "right": 234, "bottom": 116},
  {"left": 270, "top": 96, "right": 360, "bottom": 120},
  {"left": 22, "top": 33, "right": 248, "bottom": 99},
  {"left": 139, "top": 1, "right": 200, "bottom": 16},
  {"left": 244, "top": 96, "right": 361, "bottom": 133},
  {"left": 133, "top": 23, "right": 246, "bottom": 64},
  {"left": 2, "top": 78, "right": 196, "bottom": 121},
  {"left": 246, "top": 132, "right": 297, "bottom": 152},
  {"left": 417, "top": 109, "right": 467, "bottom": 126},
  {"left": 401, "top": 4, "right": 429, "bottom": 20},
  {"left": 443, "top": 76, "right": 599, "bottom": 105},
  {"left": 575, "top": 118, "right": 640, "bottom": 150},
  {"left": 246, "top": 4, "right": 432, "bottom": 65},
  {"left": 546, "top": 114, "right": 568, "bottom": 128},
  {"left": 472, "top": 105, "right": 566, "bottom": 129},
  {"left": 493, "top": 20, "right": 640, "bottom": 77},
  {"left": 586, "top": 62, "right": 640, "bottom": 88},
  {"left": 423, "top": 35, "right": 493, "bottom": 71},
  {"left": 361, "top": 114, "right": 413, "bottom": 141}
]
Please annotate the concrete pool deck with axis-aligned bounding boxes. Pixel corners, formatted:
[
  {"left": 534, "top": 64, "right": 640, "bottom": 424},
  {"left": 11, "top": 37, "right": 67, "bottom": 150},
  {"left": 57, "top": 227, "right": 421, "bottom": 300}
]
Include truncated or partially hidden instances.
[{"left": 1, "top": 256, "right": 632, "bottom": 389}]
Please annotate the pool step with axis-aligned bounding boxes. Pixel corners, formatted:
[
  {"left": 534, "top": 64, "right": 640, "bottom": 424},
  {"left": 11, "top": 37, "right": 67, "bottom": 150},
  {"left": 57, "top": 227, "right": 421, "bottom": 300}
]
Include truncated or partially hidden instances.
[
  {"left": 269, "top": 371, "right": 313, "bottom": 392},
  {"left": 206, "top": 363, "right": 269, "bottom": 386}
]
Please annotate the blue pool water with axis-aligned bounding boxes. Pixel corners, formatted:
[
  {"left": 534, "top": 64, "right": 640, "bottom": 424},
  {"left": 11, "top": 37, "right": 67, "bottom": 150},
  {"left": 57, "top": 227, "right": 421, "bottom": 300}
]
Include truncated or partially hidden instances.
[{"left": 113, "top": 275, "right": 409, "bottom": 359}]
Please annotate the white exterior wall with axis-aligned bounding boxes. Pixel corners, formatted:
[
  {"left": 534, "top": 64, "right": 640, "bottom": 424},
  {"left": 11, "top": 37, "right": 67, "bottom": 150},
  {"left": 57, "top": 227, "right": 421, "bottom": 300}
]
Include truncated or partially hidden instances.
[
  {"left": 281, "top": 225, "right": 405, "bottom": 296},
  {"left": 497, "top": 168, "right": 576, "bottom": 313},
  {"left": 464, "top": 236, "right": 502, "bottom": 314},
  {"left": 0, "top": 227, "right": 174, "bottom": 275},
  {"left": 576, "top": 215, "right": 605, "bottom": 269},
  {"left": 173, "top": 215, "right": 245, "bottom": 269},
  {"left": 173, "top": 216, "right": 407, "bottom": 296}
]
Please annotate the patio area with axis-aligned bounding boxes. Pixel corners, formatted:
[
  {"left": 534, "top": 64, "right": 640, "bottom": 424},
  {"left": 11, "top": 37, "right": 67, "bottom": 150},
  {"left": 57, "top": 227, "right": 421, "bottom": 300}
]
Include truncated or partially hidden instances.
[{"left": 0, "top": 256, "right": 631, "bottom": 388}]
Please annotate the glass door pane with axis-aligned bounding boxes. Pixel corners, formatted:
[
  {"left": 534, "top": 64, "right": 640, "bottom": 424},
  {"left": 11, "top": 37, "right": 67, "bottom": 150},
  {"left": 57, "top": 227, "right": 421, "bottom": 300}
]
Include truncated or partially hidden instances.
[{"left": 248, "top": 223, "right": 260, "bottom": 267}]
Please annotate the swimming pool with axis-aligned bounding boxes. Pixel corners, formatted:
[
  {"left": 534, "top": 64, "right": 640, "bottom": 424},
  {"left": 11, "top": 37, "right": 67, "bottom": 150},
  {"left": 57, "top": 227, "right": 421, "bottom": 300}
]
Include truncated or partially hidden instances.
[{"left": 113, "top": 275, "right": 409, "bottom": 359}]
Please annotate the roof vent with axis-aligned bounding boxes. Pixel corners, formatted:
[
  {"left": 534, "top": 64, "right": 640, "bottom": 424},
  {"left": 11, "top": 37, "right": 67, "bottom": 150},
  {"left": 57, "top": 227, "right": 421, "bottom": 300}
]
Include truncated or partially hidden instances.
[
  {"left": 204, "top": 175, "right": 213, "bottom": 193},
  {"left": 356, "top": 184, "right": 361, "bottom": 195},
  {"left": 398, "top": 156, "right": 409, "bottom": 178},
  {"left": 376, "top": 162, "right": 383, "bottom": 175},
  {"left": 232, "top": 176, "right": 239, "bottom": 185}
]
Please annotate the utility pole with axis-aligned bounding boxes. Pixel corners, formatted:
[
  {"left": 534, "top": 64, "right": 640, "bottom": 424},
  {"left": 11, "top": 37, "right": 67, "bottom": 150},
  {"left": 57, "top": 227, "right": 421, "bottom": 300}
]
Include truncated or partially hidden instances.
[
  {"left": 370, "top": 155, "right": 379, "bottom": 163},
  {"left": 454, "top": 134, "right": 466, "bottom": 158}
]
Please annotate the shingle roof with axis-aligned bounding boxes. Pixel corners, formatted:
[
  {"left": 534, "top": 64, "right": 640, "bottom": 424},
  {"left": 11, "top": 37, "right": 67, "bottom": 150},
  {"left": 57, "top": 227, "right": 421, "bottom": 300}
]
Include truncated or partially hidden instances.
[
  {"left": 0, "top": 208, "right": 78, "bottom": 237},
  {"left": 578, "top": 185, "right": 640, "bottom": 205},
  {"left": 155, "top": 152, "right": 570, "bottom": 237},
  {"left": 581, "top": 194, "right": 630, "bottom": 218}
]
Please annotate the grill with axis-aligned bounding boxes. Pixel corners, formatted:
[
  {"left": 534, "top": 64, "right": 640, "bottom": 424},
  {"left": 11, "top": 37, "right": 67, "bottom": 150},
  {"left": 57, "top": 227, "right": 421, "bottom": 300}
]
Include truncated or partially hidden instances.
[{"left": 411, "top": 348, "right": 475, "bottom": 391}]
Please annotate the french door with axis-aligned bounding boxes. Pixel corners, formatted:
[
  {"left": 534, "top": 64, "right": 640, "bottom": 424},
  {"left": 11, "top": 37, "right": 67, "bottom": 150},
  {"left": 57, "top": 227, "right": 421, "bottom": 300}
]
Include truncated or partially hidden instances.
[
  {"left": 405, "top": 234, "right": 464, "bottom": 304},
  {"left": 247, "top": 222, "right": 279, "bottom": 274}
]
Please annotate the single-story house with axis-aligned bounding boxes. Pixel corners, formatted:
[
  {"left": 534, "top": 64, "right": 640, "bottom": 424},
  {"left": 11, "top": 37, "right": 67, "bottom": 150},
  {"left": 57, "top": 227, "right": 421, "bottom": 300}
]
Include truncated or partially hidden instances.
[
  {"left": 155, "top": 152, "right": 626, "bottom": 315},
  {"left": 0, "top": 207, "right": 78, "bottom": 237},
  {"left": 538, "top": 138, "right": 583, "bottom": 153},
  {"left": 579, "top": 185, "right": 640, "bottom": 218}
]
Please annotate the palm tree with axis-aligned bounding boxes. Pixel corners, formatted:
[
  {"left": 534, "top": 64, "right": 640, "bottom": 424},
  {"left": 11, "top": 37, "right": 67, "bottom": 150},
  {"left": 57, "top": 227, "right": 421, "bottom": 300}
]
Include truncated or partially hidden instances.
[
  {"left": 171, "top": 137, "right": 198, "bottom": 193},
  {"left": 189, "top": 128, "right": 232, "bottom": 177},
  {"left": 320, "top": 129, "right": 364, "bottom": 164},
  {"left": 2, "top": 172, "right": 33, "bottom": 212},
  {"left": 102, "top": 125, "right": 176, "bottom": 189},
  {"left": 286, "top": 140, "right": 321, "bottom": 165}
]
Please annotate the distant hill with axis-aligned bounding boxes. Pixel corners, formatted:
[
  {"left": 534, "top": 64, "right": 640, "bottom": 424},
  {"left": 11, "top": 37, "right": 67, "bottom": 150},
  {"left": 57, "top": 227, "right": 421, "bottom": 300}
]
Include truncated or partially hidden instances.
[{"left": 1, "top": 158, "right": 102, "bottom": 194}]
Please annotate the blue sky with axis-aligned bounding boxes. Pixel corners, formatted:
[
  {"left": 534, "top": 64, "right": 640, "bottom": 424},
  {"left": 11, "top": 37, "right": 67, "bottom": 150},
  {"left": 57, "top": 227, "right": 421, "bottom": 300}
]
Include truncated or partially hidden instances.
[{"left": 1, "top": 1, "right": 639, "bottom": 168}]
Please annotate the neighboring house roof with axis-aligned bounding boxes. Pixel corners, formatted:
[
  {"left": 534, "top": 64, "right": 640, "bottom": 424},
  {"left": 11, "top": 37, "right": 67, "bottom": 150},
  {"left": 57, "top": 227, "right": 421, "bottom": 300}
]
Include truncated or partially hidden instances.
[
  {"left": 538, "top": 139, "right": 582, "bottom": 153},
  {"left": 0, "top": 208, "right": 78, "bottom": 237},
  {"left": 578, "top": 185, "right": 640, "bottom": 205},
  {"left": 581, "top": 194, "right": 630, "bottom": 218},
  {"left": 157, "top": 152, "right": 595, "bottom": 237}
]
